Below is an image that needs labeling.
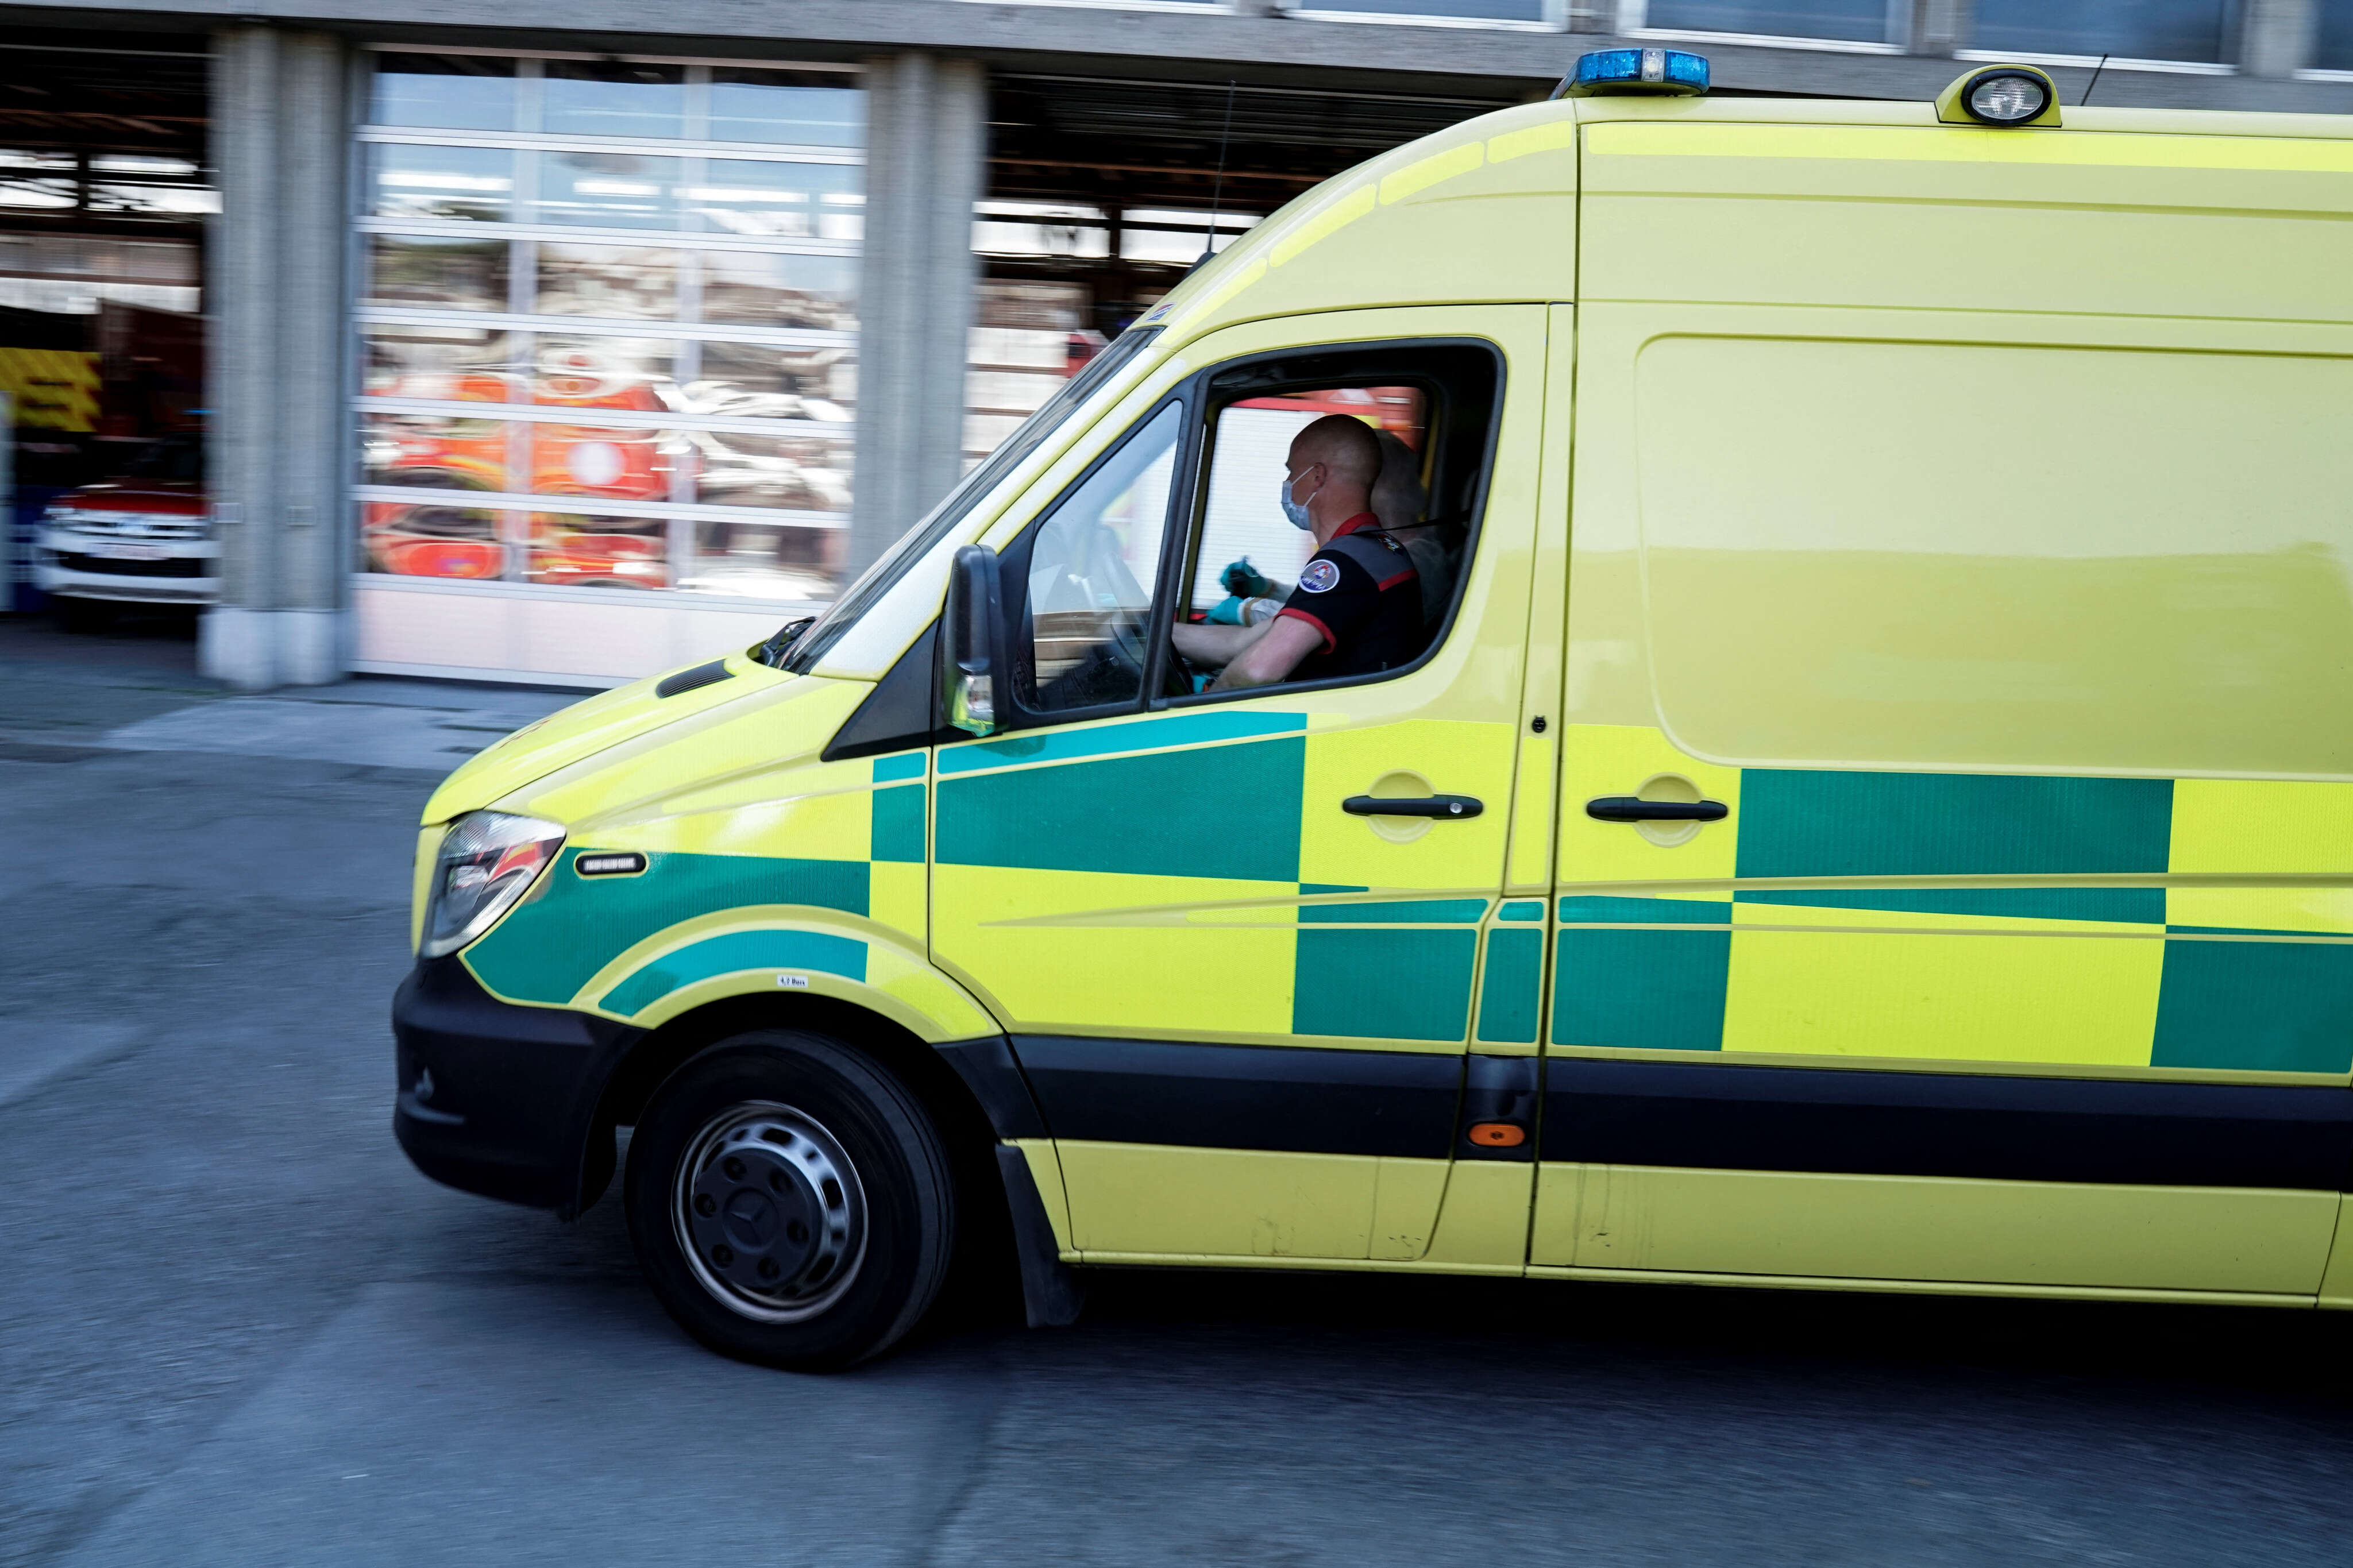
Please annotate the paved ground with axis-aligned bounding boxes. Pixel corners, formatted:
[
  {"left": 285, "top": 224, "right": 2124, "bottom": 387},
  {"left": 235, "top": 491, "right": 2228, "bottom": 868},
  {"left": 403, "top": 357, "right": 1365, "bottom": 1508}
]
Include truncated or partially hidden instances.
[{"left": 5, "top": 609, "right": 2353, "bottom": 1566}]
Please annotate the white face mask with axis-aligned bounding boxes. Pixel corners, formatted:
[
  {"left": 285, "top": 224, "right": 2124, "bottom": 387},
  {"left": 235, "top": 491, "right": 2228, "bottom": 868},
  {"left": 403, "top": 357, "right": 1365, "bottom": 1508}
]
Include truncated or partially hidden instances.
[{"left": 1279, "top": 468, "right": 1318, "bottom": 531}]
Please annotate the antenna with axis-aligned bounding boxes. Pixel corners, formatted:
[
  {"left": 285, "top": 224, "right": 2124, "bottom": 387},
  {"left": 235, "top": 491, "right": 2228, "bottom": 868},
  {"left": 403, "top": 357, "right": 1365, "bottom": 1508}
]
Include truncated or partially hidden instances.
[
  {"left": 1198, "top": 79, "right": 1237, "bottom": 269},
  {"left": 2081, "top": 53, "right": 2109, "bottom": 106}
]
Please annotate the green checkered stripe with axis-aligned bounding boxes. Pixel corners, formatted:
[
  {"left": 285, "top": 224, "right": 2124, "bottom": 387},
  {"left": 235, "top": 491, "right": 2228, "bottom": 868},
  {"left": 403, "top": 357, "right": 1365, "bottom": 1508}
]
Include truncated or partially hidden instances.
[
  {"left": 935, "top": 711, "right": 1485, "bottom": 1042},
  {"left": 1553, "top": 769, "right": 2353, "bottom": 1075}
]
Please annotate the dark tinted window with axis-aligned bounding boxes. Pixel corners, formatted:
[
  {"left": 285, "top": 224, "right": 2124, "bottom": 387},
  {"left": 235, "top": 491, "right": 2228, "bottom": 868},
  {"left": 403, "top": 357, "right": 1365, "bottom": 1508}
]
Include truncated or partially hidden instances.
[{"left": 124, "top": 435, "right": 203, "bottom": 483}]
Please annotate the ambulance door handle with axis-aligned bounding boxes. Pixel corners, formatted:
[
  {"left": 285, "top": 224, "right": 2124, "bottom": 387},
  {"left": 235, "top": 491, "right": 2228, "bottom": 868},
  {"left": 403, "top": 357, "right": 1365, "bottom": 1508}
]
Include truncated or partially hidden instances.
[
  {"left": 1342, "top": 794, "right": 1483, "bottom": 820},
  {"left": 1586, "top": 796, "right": 1729, "bottom": 823}
]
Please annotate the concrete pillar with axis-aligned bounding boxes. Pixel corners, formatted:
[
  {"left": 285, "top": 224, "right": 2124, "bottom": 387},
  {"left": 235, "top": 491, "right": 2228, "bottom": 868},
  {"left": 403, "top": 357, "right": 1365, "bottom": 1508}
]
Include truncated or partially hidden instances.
[
  {"left": 203, "top": 26, "right": 352, "bottom": 690},
  {"left": 1910, "top": 0, "right": 1969, "bottom": 57},
  {"left": 847, "top": 53, "right": 986, "bottom": 579},
  {"left": 2242, "top": 0, "right": 2317, "bottom": 77}
]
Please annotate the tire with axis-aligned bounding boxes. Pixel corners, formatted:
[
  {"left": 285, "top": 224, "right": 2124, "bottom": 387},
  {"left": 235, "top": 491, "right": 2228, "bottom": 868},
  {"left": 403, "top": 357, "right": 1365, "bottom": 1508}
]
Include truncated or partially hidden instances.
[{"left": 624, "top": 1030, "right": 956, "bottom": 1371}]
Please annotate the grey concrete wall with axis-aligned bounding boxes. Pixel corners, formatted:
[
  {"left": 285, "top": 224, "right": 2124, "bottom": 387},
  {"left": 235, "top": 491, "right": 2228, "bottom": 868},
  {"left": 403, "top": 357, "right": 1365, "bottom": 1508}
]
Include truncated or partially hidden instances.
[
  {"left": 202, "top": 25, "right": 352, "bottom": 689},
  {"left": 848, "top": 52, "right": 986, "bottom": 579},
  {"left": 2242, "top": 0, "right": 2319, "bottom": 78},
  {"left": 206, "top": 24, "right": 273, "bottom": 679},
  {"left": 12, "top": 0, "right": 2353, "bottom": 114}
]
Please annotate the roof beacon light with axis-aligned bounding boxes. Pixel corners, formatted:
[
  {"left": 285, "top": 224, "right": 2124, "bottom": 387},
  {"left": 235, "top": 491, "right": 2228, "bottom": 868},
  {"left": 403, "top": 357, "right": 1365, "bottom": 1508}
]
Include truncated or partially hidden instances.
[
  {"left": 1970, "top": 74, "right": 2046, "bottom": 121},
  {"left": 1934, "top": 64, "right": 2062, "bottom": 128},
  {"left": 1556, "top": 48, "right": 1710, "bottom": 99}
]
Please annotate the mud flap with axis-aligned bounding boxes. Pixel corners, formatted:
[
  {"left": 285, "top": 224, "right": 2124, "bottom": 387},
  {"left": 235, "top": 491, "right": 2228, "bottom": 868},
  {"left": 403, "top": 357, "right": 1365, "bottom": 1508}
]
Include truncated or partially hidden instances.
[{"left": 995, "top": 1143, "right": 1086, "bottom": 1329}]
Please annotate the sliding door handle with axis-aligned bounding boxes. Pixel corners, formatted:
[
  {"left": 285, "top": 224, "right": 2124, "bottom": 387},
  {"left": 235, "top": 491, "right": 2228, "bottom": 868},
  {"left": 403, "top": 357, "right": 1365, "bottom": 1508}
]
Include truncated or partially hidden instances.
[
  {"left": 1343, "top": 794, "right": 1483, "bottom": 820},
  {"left": 1586, "top": 795, "right": 1729, "bottom": 824}
]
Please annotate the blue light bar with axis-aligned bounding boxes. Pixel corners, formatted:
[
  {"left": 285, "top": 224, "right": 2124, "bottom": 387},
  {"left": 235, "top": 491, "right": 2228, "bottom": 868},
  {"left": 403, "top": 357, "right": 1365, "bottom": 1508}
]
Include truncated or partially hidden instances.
[{"left": 1558, "top": 48, "right": 1710, "bottom": 98}]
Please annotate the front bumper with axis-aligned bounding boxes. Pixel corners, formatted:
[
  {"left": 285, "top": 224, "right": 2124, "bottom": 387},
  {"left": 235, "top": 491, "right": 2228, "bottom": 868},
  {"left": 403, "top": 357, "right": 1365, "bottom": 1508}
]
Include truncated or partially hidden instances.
[
  {"left": 392, "top": 955, "right": 643, "bottom": 1215},
  {"left": 33, "top": 530, "right": 218, "bottom": 604}
]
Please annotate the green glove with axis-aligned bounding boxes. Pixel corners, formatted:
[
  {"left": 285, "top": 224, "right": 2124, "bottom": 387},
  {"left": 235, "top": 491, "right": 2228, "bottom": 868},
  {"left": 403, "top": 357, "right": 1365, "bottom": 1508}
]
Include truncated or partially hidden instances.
[
  {"left": 1221, "top": 558, "right": 1276, "bottom": 599},
  {"left": 1205, "top": 594, "right": 1249, "bottom": 625}
]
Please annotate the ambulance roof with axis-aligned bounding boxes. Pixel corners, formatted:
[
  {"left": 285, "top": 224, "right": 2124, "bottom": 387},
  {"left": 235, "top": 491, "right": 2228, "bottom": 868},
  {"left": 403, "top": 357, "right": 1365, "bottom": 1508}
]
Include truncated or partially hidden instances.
[{"left": 1140, "top": 90, "right": 2353, "bottom": 347}]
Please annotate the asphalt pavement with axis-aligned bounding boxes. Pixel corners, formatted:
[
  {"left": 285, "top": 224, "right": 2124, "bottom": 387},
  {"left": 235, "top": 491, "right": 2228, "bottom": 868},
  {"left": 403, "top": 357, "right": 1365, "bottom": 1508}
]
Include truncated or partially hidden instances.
[{"left": 5, "top": 609, "right": 2353, "bottom": 1567}]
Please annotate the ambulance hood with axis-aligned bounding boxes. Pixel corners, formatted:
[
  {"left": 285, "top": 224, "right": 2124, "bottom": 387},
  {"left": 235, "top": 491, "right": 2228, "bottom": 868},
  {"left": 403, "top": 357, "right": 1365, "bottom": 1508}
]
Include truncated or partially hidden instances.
[{"left": 421, "top": 652, "right": 802, "bottom": 824}]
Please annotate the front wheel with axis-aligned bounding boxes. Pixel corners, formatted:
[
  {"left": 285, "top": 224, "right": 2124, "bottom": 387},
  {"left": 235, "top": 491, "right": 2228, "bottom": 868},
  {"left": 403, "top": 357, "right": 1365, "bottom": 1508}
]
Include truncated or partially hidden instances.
[{"left": 624, "top": 1030, "right": 956, "bottom": 1370}]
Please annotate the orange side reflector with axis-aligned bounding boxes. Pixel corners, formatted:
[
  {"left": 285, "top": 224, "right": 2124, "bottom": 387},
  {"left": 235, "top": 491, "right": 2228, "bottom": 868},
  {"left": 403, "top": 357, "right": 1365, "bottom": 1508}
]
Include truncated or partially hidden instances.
[{"left": 1467, "top": 1122, "right": 1526, "bottom": 1148}]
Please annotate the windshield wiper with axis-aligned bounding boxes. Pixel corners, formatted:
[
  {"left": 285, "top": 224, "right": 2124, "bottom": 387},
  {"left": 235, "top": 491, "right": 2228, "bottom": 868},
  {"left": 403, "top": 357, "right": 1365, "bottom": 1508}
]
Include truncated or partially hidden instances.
[{"left": 750, "top": 617, "right": 815, "bottom": 669}]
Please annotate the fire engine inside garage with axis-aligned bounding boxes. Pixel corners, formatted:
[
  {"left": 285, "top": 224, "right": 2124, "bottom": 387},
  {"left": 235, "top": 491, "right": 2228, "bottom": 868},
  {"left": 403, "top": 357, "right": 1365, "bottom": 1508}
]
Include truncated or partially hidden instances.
[
  {"left": 0, "top": 2, "right": 2341, "bottom": 692},
  {"left": 0, "top": 32, "right": 210, "bottom": 633}
]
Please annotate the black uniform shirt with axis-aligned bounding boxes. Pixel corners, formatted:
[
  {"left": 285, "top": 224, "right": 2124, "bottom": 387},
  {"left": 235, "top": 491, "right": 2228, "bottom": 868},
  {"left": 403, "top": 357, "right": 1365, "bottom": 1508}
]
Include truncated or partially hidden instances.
[{"left": 1275, "top": 513, "right": 1424, "bottom": 682}]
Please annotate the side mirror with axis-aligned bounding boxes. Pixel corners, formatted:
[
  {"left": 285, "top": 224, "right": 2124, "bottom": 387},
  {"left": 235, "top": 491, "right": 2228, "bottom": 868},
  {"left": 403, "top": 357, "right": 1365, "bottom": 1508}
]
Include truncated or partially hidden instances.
[{"left": 940, "top": 544, "right": 1007, "bottom": 737}]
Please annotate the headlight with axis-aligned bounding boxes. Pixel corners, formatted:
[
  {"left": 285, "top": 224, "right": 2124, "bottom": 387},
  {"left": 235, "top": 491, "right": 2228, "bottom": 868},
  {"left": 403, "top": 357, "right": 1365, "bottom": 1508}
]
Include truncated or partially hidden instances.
[{"left": 421, "top": 811, "right": 566, "bottom": 957}]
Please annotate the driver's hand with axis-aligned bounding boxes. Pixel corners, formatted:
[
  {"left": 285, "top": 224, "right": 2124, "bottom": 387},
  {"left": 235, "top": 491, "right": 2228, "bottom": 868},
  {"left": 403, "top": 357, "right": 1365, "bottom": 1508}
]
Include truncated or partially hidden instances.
[
  {"left": 1220, "top": 558, "right": 1277, "bottom": 600},
  {"left": 1205, "top": 595, "right": 1249, "bottom": 625}
]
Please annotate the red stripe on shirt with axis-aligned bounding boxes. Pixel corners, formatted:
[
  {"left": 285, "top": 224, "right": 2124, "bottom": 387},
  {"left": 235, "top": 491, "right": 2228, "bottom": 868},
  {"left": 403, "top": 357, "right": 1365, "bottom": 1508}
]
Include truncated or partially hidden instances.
[
  {"left": 1276, "top": 605, "right": 1336, "bottom": 653},
  {"left": 1374, "top": 568, "right": 1416, "bottom": 591},
  {"left": 1331, "top": 512, "right": 1383, "bottom": 540}
]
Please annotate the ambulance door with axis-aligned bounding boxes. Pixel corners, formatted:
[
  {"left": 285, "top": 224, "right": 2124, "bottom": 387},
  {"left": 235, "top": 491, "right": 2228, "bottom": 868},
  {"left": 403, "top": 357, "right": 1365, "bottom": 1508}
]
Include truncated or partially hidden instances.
[
  {"left": 931, "top": 307, "right": 1550, "bottom": 1266},
  {"left": 1532, "top": 114, "right": 2352, "bottom": 1299}
]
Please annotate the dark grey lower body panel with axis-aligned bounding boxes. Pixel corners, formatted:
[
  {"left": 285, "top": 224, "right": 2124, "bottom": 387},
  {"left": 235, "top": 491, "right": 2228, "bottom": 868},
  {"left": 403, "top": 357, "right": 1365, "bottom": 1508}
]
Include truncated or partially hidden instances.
[
  {"left": 1010, "top": 1035, "right": 1463, "bottom": 1160},
  {"left": 1542, "top": 1057, "right": 2353, "bottom": 1191}
]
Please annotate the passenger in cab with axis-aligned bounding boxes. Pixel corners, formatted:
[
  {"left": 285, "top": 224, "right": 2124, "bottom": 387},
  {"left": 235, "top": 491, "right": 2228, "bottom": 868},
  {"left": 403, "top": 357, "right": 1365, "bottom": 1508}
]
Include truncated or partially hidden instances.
[
  {"left": 1370, "top": 430, "right": 1457, "bottom": 627},
  {"left": 1172, "top": 415, "right": 1423, "bottom": 691}
]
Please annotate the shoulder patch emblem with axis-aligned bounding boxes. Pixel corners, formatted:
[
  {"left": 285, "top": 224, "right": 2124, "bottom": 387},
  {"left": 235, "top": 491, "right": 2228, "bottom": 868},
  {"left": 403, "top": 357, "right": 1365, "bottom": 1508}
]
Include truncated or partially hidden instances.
[{"left": 1298, "top": 559, "right": 1341, "bottom": 594}]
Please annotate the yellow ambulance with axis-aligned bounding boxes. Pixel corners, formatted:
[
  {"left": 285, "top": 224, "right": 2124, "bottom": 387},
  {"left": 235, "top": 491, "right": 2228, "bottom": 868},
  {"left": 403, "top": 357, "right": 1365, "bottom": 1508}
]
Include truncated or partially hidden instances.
[{"left": 395, "top": 54, "right": 2353, "bottom": 1369}]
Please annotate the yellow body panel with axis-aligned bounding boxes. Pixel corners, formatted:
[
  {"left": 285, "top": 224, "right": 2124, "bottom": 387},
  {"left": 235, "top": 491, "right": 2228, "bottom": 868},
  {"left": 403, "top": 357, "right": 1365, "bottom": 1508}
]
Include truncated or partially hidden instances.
[
  {"left": 508, "top": 677, "right": 869, "bottom": 833},
  {"left": 423, "top": 653, "right": 788, "bottom": 824},
  {"left": 1555, "top": 723, "right": 1741, "bottom": 890},
  {"left": 1059, "top": 1141, "right": 1385, "bottom": 1261},
  {"left": 1419, "top": 1160, "right": 1534, "bottom": 1274},
  {"left": 1577, "top": 111, "right": 2353, "bottom": 326},
  {"left": 933, "top": 866, "right": 1303, "bottom": 1039},
  {"left": 1721, "top": 910, "right": 2166, "bottom": 1067},
  {"left": 2317, "top": 1196, "right": 2353, "bottom": 1310},
  {"left": 1296, "top": 719, "right": 1517, "bottom": 891},
  {"left": 1532, "top": 1164, "right": 2337, "bottom": 1296},
  {"left": 1526, "top": 1268, "right": 2312, "bottom": 1309},
  {"left": 1150, "top": 103, "right": 1577, "bottom": 338}
]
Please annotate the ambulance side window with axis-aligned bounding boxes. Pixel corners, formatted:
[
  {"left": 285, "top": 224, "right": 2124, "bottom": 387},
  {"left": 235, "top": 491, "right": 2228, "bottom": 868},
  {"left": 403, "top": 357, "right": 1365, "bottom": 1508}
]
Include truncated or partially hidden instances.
[
  {"left": 1005, "top": 399, "right": 1185, "bottom": 717},
  {"left": 1185, "top": 388, "right": 1434, "bottom": 630},
  {"left": 1162, "top": 341, "right": 1500, "bottom": 700}
]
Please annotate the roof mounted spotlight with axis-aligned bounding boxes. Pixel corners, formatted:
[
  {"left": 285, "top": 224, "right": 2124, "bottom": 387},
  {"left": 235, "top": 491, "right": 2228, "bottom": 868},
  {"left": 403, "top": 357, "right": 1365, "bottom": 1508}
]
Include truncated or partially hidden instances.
[
  {"left": 1553, "top": 48, "right": 1710, "bottom": 100},
  {"left": 1935, "top": 63, "right": 2062, "bottom": 128}
]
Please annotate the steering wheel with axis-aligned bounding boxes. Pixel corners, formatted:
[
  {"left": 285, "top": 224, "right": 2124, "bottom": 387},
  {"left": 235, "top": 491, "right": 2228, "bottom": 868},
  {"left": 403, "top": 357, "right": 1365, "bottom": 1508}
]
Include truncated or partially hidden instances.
[
  {"left": 1108, "top": 607, "right": 1151, "bottom": 675},
  {"left": 1102, "top": 604, "right": 1203, "bottom": 696}
]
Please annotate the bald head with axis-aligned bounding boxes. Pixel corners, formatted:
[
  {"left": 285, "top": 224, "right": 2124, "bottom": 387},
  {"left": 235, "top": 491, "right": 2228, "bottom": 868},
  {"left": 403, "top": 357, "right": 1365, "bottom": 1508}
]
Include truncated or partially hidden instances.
[
  {"left": 1289, "top": 415, "right": 1382, "bottom": 488},
  {"left": 1282, "top": 413, "right": 1382, "bottom": 543}
]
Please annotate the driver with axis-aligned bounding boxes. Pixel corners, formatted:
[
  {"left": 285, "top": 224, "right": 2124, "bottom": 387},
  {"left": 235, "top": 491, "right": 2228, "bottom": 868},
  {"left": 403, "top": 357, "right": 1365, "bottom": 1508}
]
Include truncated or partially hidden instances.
[{"left": 1172, "top": 415, "right": 1421, "bottom": 692}]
